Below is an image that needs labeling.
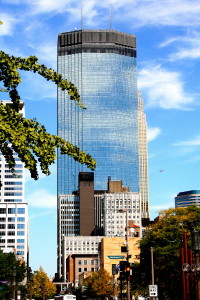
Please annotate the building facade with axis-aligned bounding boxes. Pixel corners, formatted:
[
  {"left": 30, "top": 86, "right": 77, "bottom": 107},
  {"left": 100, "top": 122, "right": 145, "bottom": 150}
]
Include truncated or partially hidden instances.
[
  {"left": 57, "top": 29, "right": 149, "bottom": 280},
  {"left": 0, "top": 101, "right": 28, "bottom": 263},
  {"left": 138, "top": 91, "right": 150, "bottom": 218},
  {"left": 57, "top": 29, "right": 139, "bottom": 194},
  {"left": 103, "top": 192, "right": 142, "bottom": 237},
  {"left": 175, "top": 190, "right": 200, "bottom": 208}
]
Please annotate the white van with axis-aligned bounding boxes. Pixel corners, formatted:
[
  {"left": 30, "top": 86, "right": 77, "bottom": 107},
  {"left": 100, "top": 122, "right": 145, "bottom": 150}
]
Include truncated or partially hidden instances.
[{"left": 54, "top": 295, "right": 76, "bottom": 300}]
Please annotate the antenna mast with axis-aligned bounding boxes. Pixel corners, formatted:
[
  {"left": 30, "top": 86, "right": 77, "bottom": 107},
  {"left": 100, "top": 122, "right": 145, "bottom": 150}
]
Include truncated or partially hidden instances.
[
  {"left": 109, "top": 0, "right": 112, "bottom": 30},
  {"left": 80, "top": 0, "right": 83, "bottom": 29}
]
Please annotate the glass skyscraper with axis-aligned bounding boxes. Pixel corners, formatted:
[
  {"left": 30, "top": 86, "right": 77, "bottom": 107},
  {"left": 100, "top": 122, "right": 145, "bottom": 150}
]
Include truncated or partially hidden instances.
[{"left": 57, "top": 29, "right": 139, "bottom": 194}]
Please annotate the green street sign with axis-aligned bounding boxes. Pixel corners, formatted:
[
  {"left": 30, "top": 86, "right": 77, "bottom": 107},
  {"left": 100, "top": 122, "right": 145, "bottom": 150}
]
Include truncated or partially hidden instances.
[{"left": 108, "top": 255, "right": 124, "bottom": 259}]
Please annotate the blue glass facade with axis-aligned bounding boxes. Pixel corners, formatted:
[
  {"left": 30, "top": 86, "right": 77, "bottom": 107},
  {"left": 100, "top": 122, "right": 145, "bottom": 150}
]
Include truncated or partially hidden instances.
[
  {"left": 175, "top": 190, "right": 200, "bottom": 208},
  {"left": 57, "top": 30, "right": 139, "bottom": 194}
]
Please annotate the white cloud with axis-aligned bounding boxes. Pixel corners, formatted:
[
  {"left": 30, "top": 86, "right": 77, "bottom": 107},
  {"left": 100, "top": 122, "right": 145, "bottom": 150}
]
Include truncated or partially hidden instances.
[
  {"left": 138, "top": 65, "right": 194, "bottom": 110},
  {"left": 0, "top": 13, "right": 18, "bottom": 36},
  {"left": 173, "top": 135, "right": 200, "bottom": 146},
  {"left": 34, "top": 44, "right": 57, "bottom": 69},
  {"left": 26, "top": 188, "right": 56, "bottom": 208},
  {"left": 5, "top": 0, "right": 200, "bottom": 29},
  {"left": 151, "top": 201, "right": 174, "bottom": 211},
  {"left": 160, "top": 31, "right": 200, "bottom": 61},
  {"left": 148, "top": 127, "right": 161, "bottom": 141}
]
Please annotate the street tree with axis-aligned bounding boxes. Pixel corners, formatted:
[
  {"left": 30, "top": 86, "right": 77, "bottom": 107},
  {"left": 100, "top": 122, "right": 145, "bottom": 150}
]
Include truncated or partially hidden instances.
[
  {"left": 0, "top": 21, "right": 96, "bottom": 186},
  {"left": 32, "top": 266, "right": 56, "bottom": 299},
  {"left": 83, "top": 269, "right": 114, "bottom": 298},
  {"left": 0, "top": 249, "right": 26, "bottom": 298},
  {"left": 138, "top": 205, "right": 200, "bottom": 299}
]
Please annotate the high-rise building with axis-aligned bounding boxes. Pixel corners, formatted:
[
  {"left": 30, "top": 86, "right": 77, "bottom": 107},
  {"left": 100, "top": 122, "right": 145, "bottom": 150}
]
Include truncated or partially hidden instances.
[
  {"left": 0, "top": 101, "right": 28, "bottom": 263},
  {"left": 138, "top": 91, "right": 150, "bottom": 218},
  {"left": 175, "top": 190, "right": 200, "bottom": 208},
  {"left": 57, "top": 29, "right": 139, "bottom": 194},
  {"left": 57, "top": 29, "right": 149, "bottom": 280}
]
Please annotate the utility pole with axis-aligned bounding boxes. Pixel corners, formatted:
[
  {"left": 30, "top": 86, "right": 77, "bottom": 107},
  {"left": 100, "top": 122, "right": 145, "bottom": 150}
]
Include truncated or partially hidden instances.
[
  {"left": 126, "top": 210, "right": 131, "bottom": 300},
  {"left": 151, "top": 247, "right": 155, "bottom": 300}
]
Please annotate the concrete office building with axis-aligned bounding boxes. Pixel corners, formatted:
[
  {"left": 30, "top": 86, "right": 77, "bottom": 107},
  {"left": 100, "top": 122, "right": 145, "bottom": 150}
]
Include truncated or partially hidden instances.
[
  {"left": 61, "top": 236, "right": 102, "bottom": 283},
  {"left": 103, "top": 192, "right": 142, "bottom": 237},
  {"left": 175, "top": 190, "right": 200, "bottom": 208},
  {"left": 0, "top": 101, "right": 28, "bottom": 263},
  {"left": 58, "top": 173, "right": 142, "bottom": 280},
  {"left": 138, "top": 91, "right": 150, "bottom": 218}
]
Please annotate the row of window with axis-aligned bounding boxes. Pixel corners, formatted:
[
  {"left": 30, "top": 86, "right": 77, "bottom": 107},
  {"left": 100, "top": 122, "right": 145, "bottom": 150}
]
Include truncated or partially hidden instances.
[
  {"left": 78, "top": 267, "right": 96, "bottom": 272},
  {"left": 0, "top": 241, "right": 25, "bottom": 248},
  {"left": 0, "top": 231, "right": 25, "bottom": 235},
  {"left": 4, "top": 187, "right": 22, "bottom": 190},
  {"left": 0, "top": 224, "right": 25, "bottom": 229},
  {"left": 0, "top": 208, "right": 25, "bottom": 214},
  {"left": 78, "top": 259, "right": 98, "bottom": 265},
  {"left": 4, "top": 193, "right": 22, "bottom": 196},
  {"left": 4, "top": 199, "right": 22, "bottom": 202},
  {"left": 4, "top": 182, "right": 22, "bottom": 185},
  {"left": 0, "top": 217, "right": 25, "bottom": 222}
]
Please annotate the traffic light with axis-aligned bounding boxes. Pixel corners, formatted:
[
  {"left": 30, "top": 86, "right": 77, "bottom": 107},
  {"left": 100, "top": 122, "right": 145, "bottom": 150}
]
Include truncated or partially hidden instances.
[
  {"left": 112, "top": 264, "right": 117, "bottom": 275},
  {"left": 126, "top": 262, "right": 131, "bottom": 280}
]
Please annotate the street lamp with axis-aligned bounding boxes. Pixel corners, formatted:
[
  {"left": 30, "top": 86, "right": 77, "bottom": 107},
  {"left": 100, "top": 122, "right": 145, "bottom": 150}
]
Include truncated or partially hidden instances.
[
  {"left": 27, "top": 267, "right": 33, "bottom": 300},
  {"left": 118, "top": 209, "right": 130, "bottom": 300},
  {"left": 42, "top": 277, "right": 45, "bottom": 300},
  {"left": 192, "top": 229, "right": 200, "bottom": 252},
  {"left": 12, "top": 266, "right": 16, "bottom": 300}
]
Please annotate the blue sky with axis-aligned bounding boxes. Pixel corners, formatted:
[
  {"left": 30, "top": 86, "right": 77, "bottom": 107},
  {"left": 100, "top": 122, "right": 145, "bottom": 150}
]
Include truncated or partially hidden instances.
[{"left": 1, "top": 0, "right": 200, "bottom": 277}]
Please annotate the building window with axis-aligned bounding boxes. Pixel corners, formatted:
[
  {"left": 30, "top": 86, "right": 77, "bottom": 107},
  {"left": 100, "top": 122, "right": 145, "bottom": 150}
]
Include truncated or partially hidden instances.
[
  {"left": 0, "top": 208, "right": 6, "bottom": 214},
  {"left": 91, "top": 260, "right": 94, "bottom": 265},
  {"left": 17, "top": 224, "right": 25, "bottom": 229},
  {"left": 8, "top": 239, "right": 15, "bottom": 243},
  {"left": 17, "top": 251, "right": 24, "bottom": 255},
  {"left": 0, "top": 224, "right": 5, "bottom": 229},
  {"left": 91, "top": 268, "right": 94, "bottom": 272},
  {"left": 84, "top": 268, "right": 87, "bottom": 272},
  {"left": 17, "top": 239, "right": 24, "bottom": 243},
  {"left": 78, "top": 268, "right": 81, "bottom": 272},
  {"left": 8, "top": 208, "right": 16, "bottom": 214},
  {"left": 17, "top": 217, "right": 25, "bottom": 222},
  {"left": 84, "top": 260, "right": 87, "bottom": 265},
  {"left": 8, "top": 231, "right": 15, "bottom": 236},
  {"left": 8, "top": 224, "right": 15, "bottom": 229},
  {"left": 17, "top": 208, "right": 25, "bottom": 214},
  {"left": 78, "top": 260, "right": 81, "bottom": 265},
  {"left": 17, "top": 231, "right": 25, "bottom": 236},
  {"left": 8, "top": 218, "right": 15, "bottom": 222},
  {"left": 17, "top": 245, "right": 24, "bottom": 249}
]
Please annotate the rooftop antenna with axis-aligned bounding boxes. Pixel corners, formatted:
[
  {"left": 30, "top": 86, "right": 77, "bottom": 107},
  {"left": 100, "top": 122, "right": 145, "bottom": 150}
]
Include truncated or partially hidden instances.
[
  {"left": 80, "top": 0, "right": 83, "bottom": 30},
  {"left": 109, "top": 0, "right": 112, "bottom": 30}
]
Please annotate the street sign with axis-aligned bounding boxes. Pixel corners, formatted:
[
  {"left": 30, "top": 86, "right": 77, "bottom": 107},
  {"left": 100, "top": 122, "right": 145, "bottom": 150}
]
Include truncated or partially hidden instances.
[
  {"left": 149, "top": 285, "right": 158, "bottom": 297},
  {"left": 107, "top": 255, "right": 124, "bottom": 259}
]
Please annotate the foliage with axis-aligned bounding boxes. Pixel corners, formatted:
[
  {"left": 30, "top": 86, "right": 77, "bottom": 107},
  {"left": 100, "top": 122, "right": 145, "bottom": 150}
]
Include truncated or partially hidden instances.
[
  {"left": 138, "top": 206, "right": 200, "bottom": 300},
  {"left": 0, "top": 23, "right": 96, "bottom": 183},
  {"left": 32, "top": 266, "right": 56, "bottom": 299},
  {"left": 0, "top": 249, "right": 26, "bottom": 298},
  {"left": 83, "top": 269, "right": 114, "bottom": 298}
]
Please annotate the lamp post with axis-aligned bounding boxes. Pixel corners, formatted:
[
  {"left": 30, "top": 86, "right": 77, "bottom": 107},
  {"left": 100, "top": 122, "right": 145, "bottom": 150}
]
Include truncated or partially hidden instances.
[
  {"left": 27, "top": 267, "right": 33, "bottom": 300},
  {"left": 182, "top": 230, "right": 200, "bottom": 300},
  {"left": 118, "top": 209, "right": 130, "bottom": 300},
  {"left": 12, "top": 266, "right": 16, "bottom": 300},
  {"left": 42, "top": 277, "right": 45, "bottom": 300},
  {"left": 192, "top": 229, "right": 200, "bottom": 300}
]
